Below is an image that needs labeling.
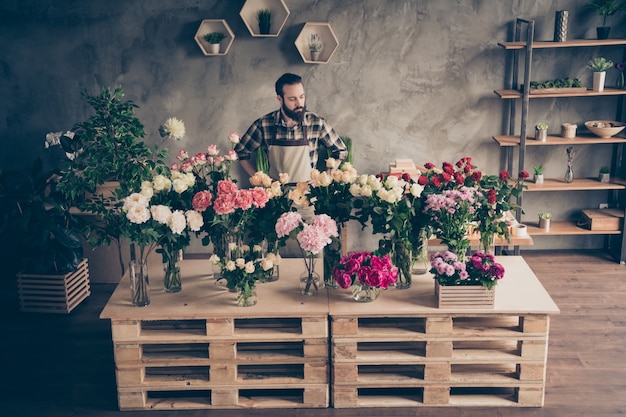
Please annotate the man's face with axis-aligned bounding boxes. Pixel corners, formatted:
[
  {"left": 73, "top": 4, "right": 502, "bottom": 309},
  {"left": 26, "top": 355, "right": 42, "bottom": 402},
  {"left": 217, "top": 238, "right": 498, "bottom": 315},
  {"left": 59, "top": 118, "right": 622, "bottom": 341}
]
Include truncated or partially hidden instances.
[{"left": 278, "top": 82, "right": 305, "bottom": 122}]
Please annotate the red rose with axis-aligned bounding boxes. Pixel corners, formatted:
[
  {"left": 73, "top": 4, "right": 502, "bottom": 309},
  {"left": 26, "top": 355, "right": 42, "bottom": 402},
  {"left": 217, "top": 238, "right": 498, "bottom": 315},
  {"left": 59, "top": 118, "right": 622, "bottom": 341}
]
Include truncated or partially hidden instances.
[
  {"left": 442, "top": 162, "right": 455, "bottom": 175},
  {"left": 431, "top": 176, "right": 443, "bottom": 187},
  {"left": 454, "top": 172, "right": 465, "bottom": 184},
  {"left": 519, "top": 170, "right": 530, "bottom": 180},
  {"left": 401, "top": 173, "right": 411, "bottom": 182},
  {"left": 487, "top": 189, "right": 497, "bottom": 204},
  {"left": 418, "top": 175, "right": 429, "bottom": 185},
  {"left": 424, "top": 162, "right": 435, "bottom": 169},
  {"left": 441, "top": 172, "right": 452, "bottom": 182},
  {"left": 471, "top": 171, "right": 482, "bottom": 182},
  {"left": 499, "top": 170, "right": 509, "bottom": 181}
]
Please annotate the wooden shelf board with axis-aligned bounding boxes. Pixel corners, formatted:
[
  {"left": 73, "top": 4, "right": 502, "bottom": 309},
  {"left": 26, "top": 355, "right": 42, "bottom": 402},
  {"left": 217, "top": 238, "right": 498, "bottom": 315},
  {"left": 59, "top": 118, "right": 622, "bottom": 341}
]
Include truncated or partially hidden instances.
[
  {"left": 498, "top": 39, "right": 626, "bottom": 49},
  {"left": 523, "top": 178, "right": 626, "bottom": 192},
  {"left": 493, "top": 134, "right": 626, "bottom": 147},
  {"left": 525, "top": 221, "right": 622, "bottom": 236},
  {"left": 429, "top": 233, "right": 533, "bottom": 247},
  {"left": 495, "top": 88, "right": 626, "bottom": 99}
]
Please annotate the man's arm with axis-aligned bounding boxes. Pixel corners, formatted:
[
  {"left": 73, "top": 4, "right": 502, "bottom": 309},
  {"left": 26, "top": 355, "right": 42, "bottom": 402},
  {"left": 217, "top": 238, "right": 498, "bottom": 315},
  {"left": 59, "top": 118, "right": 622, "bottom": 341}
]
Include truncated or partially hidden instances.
[{"left": 239, "top": 159, "right": 257, "bottom": 177}]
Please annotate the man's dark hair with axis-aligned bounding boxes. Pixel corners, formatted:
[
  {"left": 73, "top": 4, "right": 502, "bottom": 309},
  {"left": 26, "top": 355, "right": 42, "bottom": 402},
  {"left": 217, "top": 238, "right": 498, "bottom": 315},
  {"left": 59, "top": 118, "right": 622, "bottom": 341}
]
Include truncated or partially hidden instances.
[{"left": 275, "top": 73, "right": 303, "bottom": 96}]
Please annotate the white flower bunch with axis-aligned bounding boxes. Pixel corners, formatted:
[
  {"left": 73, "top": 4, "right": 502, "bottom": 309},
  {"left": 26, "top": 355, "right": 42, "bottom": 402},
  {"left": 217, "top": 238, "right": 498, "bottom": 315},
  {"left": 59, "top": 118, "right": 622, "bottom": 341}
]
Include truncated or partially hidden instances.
[
  {"left": 122, "top": 192, "right": 204, "bottom": 235},
  {"left": 160, "top": 117, "right": 186, "bottom": 141}
]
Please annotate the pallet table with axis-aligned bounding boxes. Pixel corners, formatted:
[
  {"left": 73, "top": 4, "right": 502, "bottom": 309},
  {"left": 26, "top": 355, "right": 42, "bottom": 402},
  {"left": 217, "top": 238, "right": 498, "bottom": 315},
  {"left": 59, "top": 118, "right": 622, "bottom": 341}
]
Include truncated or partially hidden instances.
[
  {"left": 100, "top": 258, "right": 329, "bottom": 411},
  {"left": 328, "top": 256, "right": 559, "bottom": 408}
]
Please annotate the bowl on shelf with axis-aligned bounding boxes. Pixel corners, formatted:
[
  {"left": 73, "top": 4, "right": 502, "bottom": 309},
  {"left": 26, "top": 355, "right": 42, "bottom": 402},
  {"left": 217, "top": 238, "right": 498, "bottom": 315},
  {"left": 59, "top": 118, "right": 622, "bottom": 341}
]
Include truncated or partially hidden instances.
[{"left": 584, "top": 120, "right": 626, "bottom": 138}]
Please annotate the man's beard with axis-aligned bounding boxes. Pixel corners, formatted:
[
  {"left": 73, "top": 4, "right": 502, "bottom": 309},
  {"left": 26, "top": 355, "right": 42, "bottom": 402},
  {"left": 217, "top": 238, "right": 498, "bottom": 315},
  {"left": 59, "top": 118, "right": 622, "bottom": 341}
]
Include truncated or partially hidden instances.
[{"left": 282, "top": 103, "right": 305, "bottom": 123}]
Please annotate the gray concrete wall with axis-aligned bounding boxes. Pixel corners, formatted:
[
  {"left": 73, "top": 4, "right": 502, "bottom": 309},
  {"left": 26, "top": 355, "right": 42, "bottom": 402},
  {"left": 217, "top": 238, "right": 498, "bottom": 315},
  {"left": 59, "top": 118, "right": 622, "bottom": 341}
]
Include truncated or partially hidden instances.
[{"left": 2, "top": 1, "right": 625, "bottom": 281}]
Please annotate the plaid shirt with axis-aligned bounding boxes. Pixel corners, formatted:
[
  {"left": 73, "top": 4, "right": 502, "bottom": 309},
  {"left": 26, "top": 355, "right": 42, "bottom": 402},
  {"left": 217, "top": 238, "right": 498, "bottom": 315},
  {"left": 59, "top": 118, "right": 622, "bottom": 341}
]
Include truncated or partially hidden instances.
[{"left": 235, "top": 109, "right": 346, "bottom": 168}]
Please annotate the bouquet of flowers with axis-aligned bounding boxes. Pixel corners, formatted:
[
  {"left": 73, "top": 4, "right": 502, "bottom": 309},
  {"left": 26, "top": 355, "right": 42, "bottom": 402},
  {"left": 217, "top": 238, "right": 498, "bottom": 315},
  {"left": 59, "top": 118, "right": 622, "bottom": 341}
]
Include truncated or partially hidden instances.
[
  {"left": 120, "top": 172, "right": 204, "bottom": 292},
  {"left": 350, "top": 172, "right": 424, "bottom": 286},
  {"left": 423, "top": 186, "right": 481, "bottom": 259},
  {"left": 417, "top": 157, "right": 482, "bottom": 196},
  {"left": 275, "top": 212, "right": 338, "bottom": 295},
  {"left": 209, "top": 244, "right": 276, "bottom": 306},
  {"left": 475, "top": 169, "right": 528, "bottom": 250},
  {"left": 332, "top": 251, "right": 398, "bottom": 289},
  {"left": 430, "top": 250, "right": 504, "bottom": 290}
]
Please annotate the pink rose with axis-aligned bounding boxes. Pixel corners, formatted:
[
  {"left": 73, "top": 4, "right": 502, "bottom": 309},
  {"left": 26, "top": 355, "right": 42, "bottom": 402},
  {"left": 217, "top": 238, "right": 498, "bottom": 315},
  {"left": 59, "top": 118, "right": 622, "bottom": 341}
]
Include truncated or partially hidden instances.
[
  {"left": 176, "top": 149, "right": 189, "bottom": 161},
  {"left": 170, "top": 163, "right": 180, "bottom": 171},
  {"left": 207, "top": 144, "right": 219, "bottom": 156}
]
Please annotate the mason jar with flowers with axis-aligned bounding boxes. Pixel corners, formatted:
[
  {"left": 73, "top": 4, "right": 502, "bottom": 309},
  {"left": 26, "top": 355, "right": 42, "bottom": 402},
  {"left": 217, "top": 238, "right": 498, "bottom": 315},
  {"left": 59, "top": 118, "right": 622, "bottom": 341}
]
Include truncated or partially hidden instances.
[
  {"left": 210, "top": 244, "right": 275, "bottom": 306},
  {"left": 332, "top": 251, "right": 398, "bottom": 302}
]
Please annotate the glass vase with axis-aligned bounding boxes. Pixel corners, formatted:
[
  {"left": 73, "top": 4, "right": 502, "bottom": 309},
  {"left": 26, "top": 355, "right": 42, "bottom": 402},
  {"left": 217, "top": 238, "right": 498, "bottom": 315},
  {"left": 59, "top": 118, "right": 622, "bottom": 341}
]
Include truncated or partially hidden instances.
[
  {"left": 214, "top": 229, "right": 243, "bottom": 282},
  {"left": 261, "top": 239, "right": 280, "bottom": 282},
  {"left": 391, "top": 238, "right": 412, "bottom": 289},
  {"left": 323, "top": 225, "right": 343, "bottom": 289},
  {"left": 162, "top": 247, "right": 182, "bottom": 293},
  {"left": 237, "top": 285, "right": 257, "bottom": 307},
  {"left": 411, "top": 229, "right": 429, "bottom": 275},
  {"left": 300, "top": 254, "right": 321, "bottom": 296},
  {"left": 617, "top": 72, "right": 625, "bottom": 89},
  {"left": 129, "top": 259, "right": 150, "bottom": 307},
  {"left": 479, "top": 234, "right": 496, "bottom": 255},
  {"left": 564, "top": 162, "right": 574, "bottom": 183},
  {"left": 351, "top": 283, "right": 380, "bottom": 302}
]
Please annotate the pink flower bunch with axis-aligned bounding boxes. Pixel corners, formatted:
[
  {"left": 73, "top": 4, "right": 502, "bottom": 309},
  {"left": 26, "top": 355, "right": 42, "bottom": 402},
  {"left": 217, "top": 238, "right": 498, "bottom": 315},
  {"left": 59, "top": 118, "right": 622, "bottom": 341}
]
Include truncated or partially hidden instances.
[
  {"left": 274, "top": 212, "right": 338, "bottom": 254},
  {"left": 465, "top": 251, "right": 505, "bottom": 290},
  {"left": 196, "top": 180, "right": 267, "bottom": 216},
  {"left": 429, "top": 251, "right": 468, "bottom": 286},
  {"left": 333, "top": 251, "right": 398, "bottom": 289}
]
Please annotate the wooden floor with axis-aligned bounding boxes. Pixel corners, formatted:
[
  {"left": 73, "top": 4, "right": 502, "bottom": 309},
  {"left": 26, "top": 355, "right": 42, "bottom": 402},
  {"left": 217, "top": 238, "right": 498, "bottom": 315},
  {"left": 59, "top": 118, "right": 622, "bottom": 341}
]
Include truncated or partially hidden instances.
[{"left": 1, "top": 250, "right": 625, "bottom": 417}]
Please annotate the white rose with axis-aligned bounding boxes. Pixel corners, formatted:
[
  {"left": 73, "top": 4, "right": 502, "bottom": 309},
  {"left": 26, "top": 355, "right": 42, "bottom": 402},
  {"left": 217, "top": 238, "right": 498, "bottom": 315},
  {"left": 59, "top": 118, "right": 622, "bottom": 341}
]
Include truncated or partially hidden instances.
[
  {"left": 169, "top": 210, "right": 186, "bottom": 234},
  {"left": 185, "top": 210, "right": 204, "bottom": 231},
  {"left": 326, "top": 157, "right": 340, "bottom": 170},
  {"left": 279, "top": 172, "right": 290, "bottom": 185},
  {"left": 228, "top": 131, "right": 240, "bottom": 144},
  {"left": 150, "top": 205, "right": 172, "bottom": 224},
  {"left": 410, "top": 183, "right": 424, "bottom": 197},
  {"left": 349, "top": 183, "right": 362, "bottom": 197},
  {"left": 172, "top": 178, "right": 189, "bottom": 193},
  {"left": 235, "top": 258, "right": 246, "bottom": 268},
  {"left": 225, "top": 260, "right": 236, "bottom": 271},
  {"left": 244, "top": 261, "right": 255, "bottom": 274},
  {"left": 384, "top": 175, "right": 399, "bottom": 189},
  {"left": 261, "top": 258, "right": 274, "bottom": 271},
  {"left": 140, "top": 181, "right": 154, "bottom": 200},
  {"left": 152, "top": 175, "right": 172, "bottom": 192}
]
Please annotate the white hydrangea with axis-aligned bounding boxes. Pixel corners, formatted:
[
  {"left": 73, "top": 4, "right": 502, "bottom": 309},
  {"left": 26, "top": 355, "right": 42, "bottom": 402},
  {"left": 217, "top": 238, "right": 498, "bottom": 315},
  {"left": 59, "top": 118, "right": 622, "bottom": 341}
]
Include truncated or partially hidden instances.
[{"left": 123, "top": 193, "right": 149, "bottom": 211}]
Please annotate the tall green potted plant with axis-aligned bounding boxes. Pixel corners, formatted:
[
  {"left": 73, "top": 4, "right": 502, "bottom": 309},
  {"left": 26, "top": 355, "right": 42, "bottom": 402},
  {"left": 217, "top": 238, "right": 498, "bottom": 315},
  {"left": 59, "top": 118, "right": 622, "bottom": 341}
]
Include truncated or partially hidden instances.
[
  {"left": 257, "top": 8, "right": 272, "bottom": 35},
  {"left": 58, "top": 86, "right": 167, "bottom": 275}
]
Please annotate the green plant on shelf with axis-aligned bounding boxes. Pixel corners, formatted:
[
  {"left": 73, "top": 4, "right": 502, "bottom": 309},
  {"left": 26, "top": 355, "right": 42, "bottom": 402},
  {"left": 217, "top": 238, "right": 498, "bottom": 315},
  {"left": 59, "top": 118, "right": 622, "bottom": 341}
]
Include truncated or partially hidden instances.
[
  {"left": 535, "top": 123, "right": 548, "bottom": 131},
  {"left": 534, "top": 164, "right": 544, "bottom": 175},
  {"left": 538, "top": 211, "right": 552, "bottom": 220},
  {"left": 204, "top": 32, "right": 225, "bottom": 44},
  {"left": 587, "top": 57, "right": 614, "bottom": 72},
  {"left": 529, "top": 78, "right": 583, "bottom": 90},
  {"left": 600, "top": 165, "right": 610, "bottom": 174},
  {"left": 587, "top": 0, "right": 623, "bottom": 26}
]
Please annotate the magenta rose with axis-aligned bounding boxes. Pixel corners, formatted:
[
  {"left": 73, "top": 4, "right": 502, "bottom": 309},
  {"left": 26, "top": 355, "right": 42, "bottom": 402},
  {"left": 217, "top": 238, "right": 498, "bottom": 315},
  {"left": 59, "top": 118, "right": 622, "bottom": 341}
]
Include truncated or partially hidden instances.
[{"left": 333, "top": 269, "right": 353, "bottom": 289}]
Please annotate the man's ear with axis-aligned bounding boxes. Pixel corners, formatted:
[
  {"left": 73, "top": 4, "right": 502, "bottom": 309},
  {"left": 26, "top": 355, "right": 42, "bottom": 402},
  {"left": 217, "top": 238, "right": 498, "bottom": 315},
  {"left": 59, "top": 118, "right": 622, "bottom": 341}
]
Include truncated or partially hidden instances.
[{"left": 276, "top": 95, "right": 283, "bottom": 105}]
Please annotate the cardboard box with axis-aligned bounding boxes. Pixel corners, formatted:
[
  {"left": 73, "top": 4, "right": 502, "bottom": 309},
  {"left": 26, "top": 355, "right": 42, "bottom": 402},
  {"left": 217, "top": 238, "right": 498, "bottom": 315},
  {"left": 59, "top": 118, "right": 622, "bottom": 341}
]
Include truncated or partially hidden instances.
[{"left": 577, "top": 209, "right": 624, "bottom": 231}]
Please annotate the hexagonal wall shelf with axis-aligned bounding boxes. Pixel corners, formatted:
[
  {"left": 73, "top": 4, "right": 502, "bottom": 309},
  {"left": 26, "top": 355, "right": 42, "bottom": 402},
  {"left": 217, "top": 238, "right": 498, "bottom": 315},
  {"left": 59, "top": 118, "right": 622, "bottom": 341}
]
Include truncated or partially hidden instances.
[
  {"left": 194, "top": 19, "right": 235, "bottom": 56},
  {"left": 295, "top": 22, "right": 339, "bottom": 64},
  {"left": 240, "top": 0, "right": 290, "bottom": 37}
]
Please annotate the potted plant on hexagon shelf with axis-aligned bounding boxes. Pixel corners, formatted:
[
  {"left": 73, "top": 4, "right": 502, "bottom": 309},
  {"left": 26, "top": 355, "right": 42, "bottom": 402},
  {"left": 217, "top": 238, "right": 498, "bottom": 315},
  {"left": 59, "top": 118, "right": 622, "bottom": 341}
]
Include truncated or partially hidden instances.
[
  {"left": 203, "top": 32, "right": 225, "bottom": 54},
  {"left": 588, "top": 0, "right": 623, "bottom": 39},
  {"left": 257, "top": 8, "right": 272, "bottom": 35}
]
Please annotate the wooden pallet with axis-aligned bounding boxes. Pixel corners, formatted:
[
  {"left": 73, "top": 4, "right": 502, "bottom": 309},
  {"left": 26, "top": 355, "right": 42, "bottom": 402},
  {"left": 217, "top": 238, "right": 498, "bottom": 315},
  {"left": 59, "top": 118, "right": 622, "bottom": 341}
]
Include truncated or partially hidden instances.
[
  {"left": 101, "top": 258, "right": 330, "bottom": 410},
  {"left": 328, "top": 256, "right": 559, "bottom": 408},
  {"left": 331, "top": 314, "right": 550, "bottom": 408},
  {"left": 17, "top": 258, "right": 90, "bottom": 314}
]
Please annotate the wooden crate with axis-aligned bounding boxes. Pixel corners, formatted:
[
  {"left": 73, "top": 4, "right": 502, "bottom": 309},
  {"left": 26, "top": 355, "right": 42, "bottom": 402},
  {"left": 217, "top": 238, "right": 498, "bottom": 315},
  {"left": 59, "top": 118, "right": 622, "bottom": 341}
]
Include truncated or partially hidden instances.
[
  {"left": 577, "top": 208, "right": 624, "bottom": 231},
  {"left": 17, "top": 258, "right": 90, "bottom": 314},
  {"left": 101, "top": 258, "right": 330, "bottom": 411},
  {"left": 435, "top": 281, "right": 495, "bottom": 309},
  {"left": 328, "top": 256, "right": 559, "bottom": 408}
]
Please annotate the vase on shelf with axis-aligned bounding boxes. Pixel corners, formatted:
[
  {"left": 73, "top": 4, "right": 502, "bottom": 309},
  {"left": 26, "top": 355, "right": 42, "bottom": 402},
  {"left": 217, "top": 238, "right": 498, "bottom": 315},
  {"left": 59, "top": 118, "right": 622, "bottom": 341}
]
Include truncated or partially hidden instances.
[
  {"left": 300, "top": 253, "right": 321, "bottom": 296},
  {"left": 391, "top": 238, "right": 412, "bottom": 289},
  {"left": 351, "top": 283, "right": 380, "bottom": 302},
  {"left": 617, "top": 71, "right": 625, "bottom": 89},
  {"left": 161, "top": 246, "right": 182, "bottom": 293},
  {"left": 237, "top": 285, "right": 257, "bottom": 307},
  {"left": 129, "top": 258, "right": 150, "bottom": 307},
  {"left": 564, "top": 162, "right": 574, "bottom": 183}
]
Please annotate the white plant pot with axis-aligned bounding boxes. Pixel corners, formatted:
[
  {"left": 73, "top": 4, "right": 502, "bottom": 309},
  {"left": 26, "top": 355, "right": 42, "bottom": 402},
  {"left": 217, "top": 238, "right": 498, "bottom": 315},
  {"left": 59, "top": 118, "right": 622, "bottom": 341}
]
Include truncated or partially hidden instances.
[
  {"left": 599, "top": 172, "right": 610, "bottom": 183},
  {"left": 209, "top": 43, "right": 220, "bottom": 54},
  {"left": 534, "top": 174, "right": 544, "bottom": 184},
  {"left": 593, "top": 71, "right": 606, "bottom": 92}
]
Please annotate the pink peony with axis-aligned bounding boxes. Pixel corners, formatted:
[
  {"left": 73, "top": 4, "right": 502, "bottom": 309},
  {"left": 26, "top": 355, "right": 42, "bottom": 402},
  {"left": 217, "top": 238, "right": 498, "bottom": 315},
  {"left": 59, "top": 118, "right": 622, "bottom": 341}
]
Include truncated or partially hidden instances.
[
  {"left": 250, "top": 187, "right": 269, "bottom": 208},
  {"left": 192, "top": 190, "right": 213, "bottom": 212},
  {"left": 234, "top": 189, "right": 254, "bottom": 210},
  {"left": 213, "top": 195, "right": 235, "bottom": 215},
  {"left": 296, "top": 224, "right": 330, "bottom": 254},
  {"left": 217, "top": 180, "right": 238, "bottom": 197}
]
